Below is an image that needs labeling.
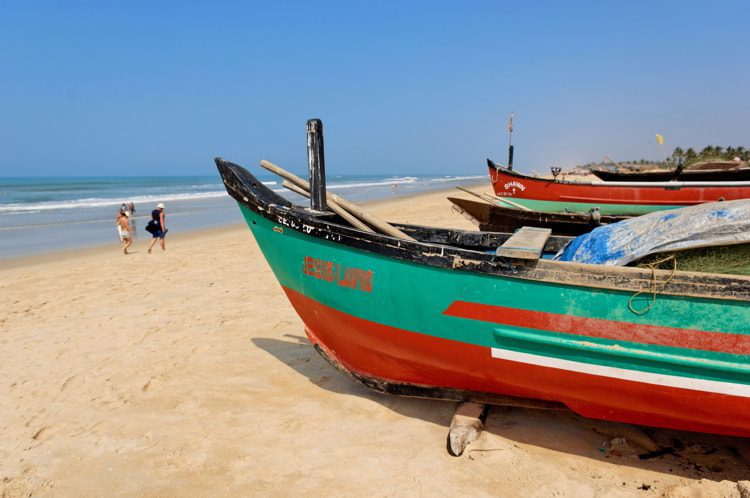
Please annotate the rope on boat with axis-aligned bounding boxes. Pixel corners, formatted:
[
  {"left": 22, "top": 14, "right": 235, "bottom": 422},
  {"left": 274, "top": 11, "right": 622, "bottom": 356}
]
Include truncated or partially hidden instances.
[
  {"left": 627, "top": 255, "right": 677, "bottom": 315},
  {"left": 490, "top": 166, "right": 500, "bottom": 185}
]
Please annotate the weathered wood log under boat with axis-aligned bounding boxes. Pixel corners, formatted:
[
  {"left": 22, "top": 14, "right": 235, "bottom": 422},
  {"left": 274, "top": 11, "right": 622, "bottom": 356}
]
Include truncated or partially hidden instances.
[{"left": 218, "top": 157, "right": 750, "bottom": 438}]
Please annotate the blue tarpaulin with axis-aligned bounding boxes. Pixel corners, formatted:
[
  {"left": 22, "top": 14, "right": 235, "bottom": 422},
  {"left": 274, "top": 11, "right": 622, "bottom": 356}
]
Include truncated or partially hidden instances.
[{"left": 555, "top": 199, "right": 750, "bottom": 266}]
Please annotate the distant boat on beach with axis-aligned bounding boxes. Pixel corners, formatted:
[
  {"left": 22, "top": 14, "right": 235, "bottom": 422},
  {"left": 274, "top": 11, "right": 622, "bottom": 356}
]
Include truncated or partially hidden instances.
[
  {"left": 590, "top": 160, "right": 750, "bottom": 182},
  {"left": 447, "top": 196, "right": 629, "bottom": 236},
  {"left": 488, "top": 159, "right": 750, "bottom": 215},
  {"left": 217, "top": 156, "right": 750, "bottom": 440}
]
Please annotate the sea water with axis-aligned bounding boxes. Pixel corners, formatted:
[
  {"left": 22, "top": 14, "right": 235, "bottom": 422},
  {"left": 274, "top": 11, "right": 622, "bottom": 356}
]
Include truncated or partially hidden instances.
[{"left": 0, "top": 173, "right": 484, "bottom": 259}]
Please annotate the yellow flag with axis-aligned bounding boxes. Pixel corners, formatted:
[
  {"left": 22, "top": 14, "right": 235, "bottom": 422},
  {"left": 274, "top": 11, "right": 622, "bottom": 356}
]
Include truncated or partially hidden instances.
[{"left": 655, "top": 133, "right": 665, "bottom": 145}]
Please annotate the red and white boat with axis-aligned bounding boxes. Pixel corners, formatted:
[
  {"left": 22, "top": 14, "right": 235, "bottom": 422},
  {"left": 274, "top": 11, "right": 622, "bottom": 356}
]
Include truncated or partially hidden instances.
[{"left": 488, "top": 159, "right": 750, "bottom": 215}]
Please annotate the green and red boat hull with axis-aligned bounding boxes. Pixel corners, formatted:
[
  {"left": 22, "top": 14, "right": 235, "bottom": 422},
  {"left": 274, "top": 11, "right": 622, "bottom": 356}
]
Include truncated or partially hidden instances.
[
  {"left": 488, "top": 161, "right": 750, "bottom": 215},
  {"left": 218, "top": 158, "right": 750, "bottom": 438}
]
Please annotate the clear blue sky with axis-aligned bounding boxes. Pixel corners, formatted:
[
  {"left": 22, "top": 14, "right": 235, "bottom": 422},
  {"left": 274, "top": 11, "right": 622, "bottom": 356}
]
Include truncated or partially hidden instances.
[{"left": 1, "top": 1, "right": 748, "bottom": 176}]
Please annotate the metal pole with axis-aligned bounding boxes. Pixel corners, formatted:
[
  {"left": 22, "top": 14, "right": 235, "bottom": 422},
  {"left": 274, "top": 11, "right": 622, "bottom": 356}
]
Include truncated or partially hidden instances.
[
  {"left": 507, "top": 112, "right": 514, "bottom": 171},
  {"left": 306, "top": 118, "right": 327, "bottom": 212},
  {"left": 508, "top": 145, "right": 514, "bottom": 171}
]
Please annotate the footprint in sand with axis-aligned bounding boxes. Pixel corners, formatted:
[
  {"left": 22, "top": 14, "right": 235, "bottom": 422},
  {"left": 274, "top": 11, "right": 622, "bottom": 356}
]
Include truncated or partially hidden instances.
[
  {"left": 311, "top": 376, "right": 331, "bottom": 386},
  {"left": 286, "top": 357, "right": 310, "bottom": 367},
  {"left": 31, "top": 423, "right": 63, "bottom": 442},
  {"left": 59, "top": 375, "right": 76, "bottom": 392}
]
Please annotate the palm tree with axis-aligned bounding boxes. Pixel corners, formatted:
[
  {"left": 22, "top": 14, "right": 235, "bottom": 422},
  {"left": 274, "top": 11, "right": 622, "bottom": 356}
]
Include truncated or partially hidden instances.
[{"left": 671, "top": 147, "right": 684, "bottom": 167}]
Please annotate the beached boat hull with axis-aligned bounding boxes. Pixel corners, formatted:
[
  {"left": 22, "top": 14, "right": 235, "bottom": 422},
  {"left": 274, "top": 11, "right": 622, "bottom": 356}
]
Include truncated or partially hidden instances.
[
  {"left": 591, "top": 163, "right": 750, "bottom": 182},
  {"left": 218, "top": 158, "right": 750, "bottom": 438},
  {"left": 590, "top": 168, "right": 676, "bottom": 182},
  {"left": 488, "top": 160, "right": 750, "bottom": 215},
  {"left": 448, "top": 196, "right": 629, "bottom": 236}
]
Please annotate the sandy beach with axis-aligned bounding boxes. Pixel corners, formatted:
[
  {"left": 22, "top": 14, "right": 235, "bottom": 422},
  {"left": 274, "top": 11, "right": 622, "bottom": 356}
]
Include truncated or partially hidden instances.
[{"left": 2, "top": 186, "right": 748, "bottom": 497}]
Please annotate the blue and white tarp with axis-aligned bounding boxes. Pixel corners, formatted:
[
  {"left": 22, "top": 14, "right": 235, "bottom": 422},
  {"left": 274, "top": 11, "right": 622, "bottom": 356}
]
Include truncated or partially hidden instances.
[{"left": 555, "top": 199, "right": 750, "bottom": 266}]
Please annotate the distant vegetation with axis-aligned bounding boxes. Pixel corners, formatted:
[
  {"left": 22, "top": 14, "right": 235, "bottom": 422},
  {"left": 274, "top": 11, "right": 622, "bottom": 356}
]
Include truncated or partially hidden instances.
[
  {"left": 575, "top": 145, "right": 750, "bottom": 171},
  {"left": 670, "top": 145, "right": 749, "bottom": 166}
]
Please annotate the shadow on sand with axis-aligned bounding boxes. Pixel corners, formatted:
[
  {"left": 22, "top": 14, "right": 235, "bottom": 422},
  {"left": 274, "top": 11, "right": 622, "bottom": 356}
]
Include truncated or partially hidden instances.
[{"left": 252, "top": 334, "right": 750, "bottom": 482}]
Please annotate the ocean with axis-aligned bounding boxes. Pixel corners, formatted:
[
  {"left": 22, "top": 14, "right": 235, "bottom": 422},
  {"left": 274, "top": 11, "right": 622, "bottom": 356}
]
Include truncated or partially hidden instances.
[{"left": 0, "top": 173, "right": 485, "bottom": 259}]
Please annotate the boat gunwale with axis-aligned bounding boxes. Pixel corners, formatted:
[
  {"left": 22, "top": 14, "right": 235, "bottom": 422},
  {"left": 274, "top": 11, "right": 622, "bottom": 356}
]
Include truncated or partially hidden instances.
[{"left": 216, "top": 158, "right": 750, "bottom": 302}]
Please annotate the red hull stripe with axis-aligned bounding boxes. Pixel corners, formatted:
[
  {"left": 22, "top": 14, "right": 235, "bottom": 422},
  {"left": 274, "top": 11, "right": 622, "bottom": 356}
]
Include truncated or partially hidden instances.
[
  {"left": 443, "top": 301, "right": 750, "bottom": 356},
  {"left": 559, "top": 195, "right": 693, "bottom": 206}
]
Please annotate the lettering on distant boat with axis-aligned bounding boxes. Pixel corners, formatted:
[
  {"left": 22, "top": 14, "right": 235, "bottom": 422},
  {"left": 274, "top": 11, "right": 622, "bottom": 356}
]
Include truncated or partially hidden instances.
[
  {"left": 503, "top": 180, "right": 526, "bottom": 194},
  {"left": 302, "top": 256, "right": 373, "bottom": 292}
]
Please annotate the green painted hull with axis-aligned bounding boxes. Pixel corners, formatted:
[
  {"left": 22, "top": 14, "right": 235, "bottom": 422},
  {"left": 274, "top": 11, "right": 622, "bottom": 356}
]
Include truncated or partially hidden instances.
[
  {"left": 501, "top": 197, "right": 683, "bottom": 215},
  {"left": 239, "top": 204, "right": 749, "bottom": 383}
]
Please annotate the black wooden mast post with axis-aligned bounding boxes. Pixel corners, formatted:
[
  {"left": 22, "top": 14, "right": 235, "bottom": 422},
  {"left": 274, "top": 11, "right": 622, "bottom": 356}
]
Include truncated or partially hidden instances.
[
  {"left": 507, "top": 111, "right": 514, "bottom": 171},
  {"left": 306, "top": 119, "right": 327, "bottom": 212},
  {"left": 508, "top": 145, "right": 514, "bottom": 171}
]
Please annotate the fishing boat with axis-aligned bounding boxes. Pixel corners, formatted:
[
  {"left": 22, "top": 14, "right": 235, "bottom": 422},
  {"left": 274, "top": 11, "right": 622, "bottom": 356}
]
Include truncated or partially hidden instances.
[
  {"left": 448, "top": 196, "right": 629, "bottom": 236},
  {"left": 589, "top": 167, "right": 676, "bottom": 182},
  {"left": 488, "top": 159, "right": 750, "bottom": 215},
  {"left": 217, "top": 156, "right": 750, "bottom": 438},
  {"left": 590, "top": 160, "right": 750, "bottom": 182}
]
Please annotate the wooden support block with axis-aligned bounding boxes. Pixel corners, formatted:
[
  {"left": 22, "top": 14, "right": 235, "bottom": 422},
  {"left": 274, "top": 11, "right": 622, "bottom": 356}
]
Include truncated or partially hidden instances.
[
  {"left": 447, "top": 402, "right": 489, "bottom": 457},
  {"left": 496, "top": 226, "right": 552, "bottom": 260}
]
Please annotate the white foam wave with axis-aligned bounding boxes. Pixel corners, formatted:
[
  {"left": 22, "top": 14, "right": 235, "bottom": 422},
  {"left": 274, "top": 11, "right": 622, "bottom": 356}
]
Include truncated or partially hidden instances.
[
  {"left": 0, "top": 190, "right": 230, "bottom": 213},
  {"left": 426, "top": 175, "right": 486, "bottom": 182},
  {"left": 383, "top": 176, "right": 419, "bottom": 182},
  {"left": 270, "top": 175, "right": 483, "bottom": 194},
  {"left": 326, "top": 177, "right": 418, "bottom": 190}
]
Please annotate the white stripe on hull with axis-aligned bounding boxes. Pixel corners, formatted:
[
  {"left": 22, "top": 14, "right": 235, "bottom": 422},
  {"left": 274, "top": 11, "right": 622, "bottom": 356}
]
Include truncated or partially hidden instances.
[{"left": 491, "top": 348, "right": 750, "bottom": 398}]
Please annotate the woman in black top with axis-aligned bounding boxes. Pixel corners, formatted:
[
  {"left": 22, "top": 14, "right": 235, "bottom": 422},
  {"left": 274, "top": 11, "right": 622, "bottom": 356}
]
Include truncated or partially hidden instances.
[{"left": 146, "top": 203, "right": 167, "bottom": 254}]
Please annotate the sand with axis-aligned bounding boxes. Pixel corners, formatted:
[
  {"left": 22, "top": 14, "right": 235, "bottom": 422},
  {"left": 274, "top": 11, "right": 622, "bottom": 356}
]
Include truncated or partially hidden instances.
[{"left": 1, "top": 187, "right": 748, "bottom": 497}]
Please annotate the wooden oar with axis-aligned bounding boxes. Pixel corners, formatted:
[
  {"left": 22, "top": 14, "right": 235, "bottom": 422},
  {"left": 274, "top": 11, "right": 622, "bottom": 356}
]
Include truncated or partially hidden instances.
[
  {"left": 282, "top": 180, "right": 374, "bottom": 233},
  {"left": 493, "top": 196, "right": 532, "bottom": 212},
  {"left": 456, "top": 186, "right": 493, "bottom": 204},
  {"left": 455, "top": 186, "right": 532, "bottom": 211},
  {"left": 260, "top": 160, "right": 415, "bottom": 241}
]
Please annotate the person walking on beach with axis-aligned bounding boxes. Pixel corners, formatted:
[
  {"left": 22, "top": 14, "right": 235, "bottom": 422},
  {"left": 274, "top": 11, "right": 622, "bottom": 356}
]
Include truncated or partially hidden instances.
[
  {"left": 146, "top": 203, "right": 167, "bottom": 254},
  {"left": 126, "top": 201, "right": 137, "bottom": 237},
  {"left": 116, "top": 211, "right": 133, "bottom": 254}
]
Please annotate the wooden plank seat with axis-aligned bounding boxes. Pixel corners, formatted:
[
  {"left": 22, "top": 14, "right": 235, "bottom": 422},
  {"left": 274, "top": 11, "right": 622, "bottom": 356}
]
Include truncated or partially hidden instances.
[{"left": 496, "top": 226, "right": 552, "bottom": 260}]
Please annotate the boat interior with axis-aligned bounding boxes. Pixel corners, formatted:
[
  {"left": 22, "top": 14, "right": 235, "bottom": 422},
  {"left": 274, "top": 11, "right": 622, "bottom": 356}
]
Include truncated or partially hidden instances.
[{"left": 218, "top": 158, "right": 750, "bottom": 298}]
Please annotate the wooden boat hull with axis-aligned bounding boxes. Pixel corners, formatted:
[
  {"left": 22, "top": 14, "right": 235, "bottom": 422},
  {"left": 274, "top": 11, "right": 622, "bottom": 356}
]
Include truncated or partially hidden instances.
[
  {"left": 217, "top": 158, "right": 750, "bottom": 438},
  {"left": 591, "top": 164, "right": 750, "bottom": 182},
  {"left": 488, "top": 160, "right": 750, "bottom": 215},
  {"left": 448, "top": 196, "right": 629, "bottom": 236},
  {"left": 590, "top": 169, "right": 675, "bottom": 182}
]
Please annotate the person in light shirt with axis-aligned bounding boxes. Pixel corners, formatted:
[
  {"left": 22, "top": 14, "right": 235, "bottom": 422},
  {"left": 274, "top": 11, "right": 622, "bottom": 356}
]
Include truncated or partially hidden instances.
[{"left": 116, "top": 211, "right": 133, "bottom": 255}]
